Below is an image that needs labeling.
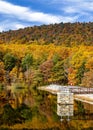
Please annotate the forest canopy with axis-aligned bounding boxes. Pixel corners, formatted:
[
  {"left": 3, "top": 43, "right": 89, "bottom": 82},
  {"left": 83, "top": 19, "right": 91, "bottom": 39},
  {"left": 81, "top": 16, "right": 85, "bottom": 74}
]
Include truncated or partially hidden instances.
[
  {"left": 0, "top": 22, "right": 93, "bottom": 87},
  {"left": 0, "top": 22, "right": 93, "bottom": 129},
  {"left": 0, "top": 22, "right": 93, "bottom": 46},
  {"left": 0, "top": 44, "right": 93, "bottom": 87}
]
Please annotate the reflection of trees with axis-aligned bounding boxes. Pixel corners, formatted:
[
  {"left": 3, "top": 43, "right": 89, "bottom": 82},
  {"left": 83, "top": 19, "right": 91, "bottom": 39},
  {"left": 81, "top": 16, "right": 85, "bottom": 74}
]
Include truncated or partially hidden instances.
[
  {"left": 0, "top": 103, "right": 32, "bottom": 126},
  {"left": 75, "top": 101, "right": 85, "bottom": 119},
  {"left": 8, "top": 83, "right": 29, "bottom": 108}
]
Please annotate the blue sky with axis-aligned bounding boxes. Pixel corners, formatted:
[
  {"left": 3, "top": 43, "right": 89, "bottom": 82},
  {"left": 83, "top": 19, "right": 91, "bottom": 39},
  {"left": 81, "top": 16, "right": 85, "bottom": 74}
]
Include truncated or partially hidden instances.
[{"left": 0, "top": 0, "right": 93, "bottom": 32}]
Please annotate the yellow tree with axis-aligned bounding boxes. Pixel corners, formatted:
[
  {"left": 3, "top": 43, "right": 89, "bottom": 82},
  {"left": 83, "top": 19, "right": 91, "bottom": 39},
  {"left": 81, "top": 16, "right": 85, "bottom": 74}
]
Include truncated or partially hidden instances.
[{"left": 0, "top": 62, "right": 5, "bottom": 83}]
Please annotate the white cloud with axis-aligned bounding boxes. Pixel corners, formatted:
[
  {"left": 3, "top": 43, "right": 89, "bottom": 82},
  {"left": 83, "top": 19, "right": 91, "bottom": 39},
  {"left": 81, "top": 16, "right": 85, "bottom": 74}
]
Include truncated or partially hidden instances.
[
  {"left": 0, "top": 0, "right": 79, "bottom": 31},
  {"left": 0, "top": 15, "right": 78, "bottom": 32},
  {"left": 64, "top": 7, "right": 78, "bottom": 13},
  {"left": 1, "top": 0, "right": 92, "bottom": 31},
  {"left": 0, "top": 0, "right": 63, "bottom": 24},
  {"left": 14, "top": 23, "right": 26, "bottom": 29},
  {"left": 0, "top": 20, "right": 27, "bottom": 32},
  {"left": 58, "top": 0, "right": 93, "bottom": 23},
  {"left": 61, "top": 0, "right": 93, "bottom": 13}
]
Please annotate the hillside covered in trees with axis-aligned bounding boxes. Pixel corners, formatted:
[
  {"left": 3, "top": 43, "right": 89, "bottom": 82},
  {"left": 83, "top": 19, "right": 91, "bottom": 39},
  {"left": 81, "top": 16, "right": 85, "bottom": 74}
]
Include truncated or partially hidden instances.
[
  {"left": 0, "top": 22, "right": 93, "bottom": 129},
  {"left": 0, "top": 44, "right": 93, "bottom": 87},
  {"left": 0, "top": 22, "right": 93, "bottom": 88},
  {"left": 0, "top": 44, "right": 93, "bottom": 129},
  {"left": 0, "top": 22, "right": 93, "bottom": 46}
]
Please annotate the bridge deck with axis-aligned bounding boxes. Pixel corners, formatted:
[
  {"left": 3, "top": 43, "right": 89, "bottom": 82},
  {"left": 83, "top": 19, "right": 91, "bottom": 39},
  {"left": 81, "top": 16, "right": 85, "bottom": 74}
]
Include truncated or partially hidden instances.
[
  {"left": 39, "top": 84, "right": 93, "bottom": 104},
  {"left": 39, "top": 84, "right": 93, "bottom": 94},
  {"left": 74, "top": 94, "right": 93, "bottom": 105}
]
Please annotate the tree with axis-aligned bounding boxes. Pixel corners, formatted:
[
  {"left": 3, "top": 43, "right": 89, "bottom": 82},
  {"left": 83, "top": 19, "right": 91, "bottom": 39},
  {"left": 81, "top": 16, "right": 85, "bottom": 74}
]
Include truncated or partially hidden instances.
[
  {"left": 21, "top": 54, "right": 33, "bottom": 83},
  {"left": 31, "top": 69, "right": 43, "bottom": 88},
  {"left": 76, "top": 61, "right": 86, "bottom": 85},
  {"left": 3, "top": 53, "right": 17, "bottom": 72},
  {"left": 22, "top": 53, "right": 33, "bottom": 72},
  {"left": 85, "top": 57, "right": 93, "bottom": 70},
  {"left": 9, "top": 67, "right": 18, "bottom": 83},
  {"left": 3, "top": 53, "right": 17, "bottom": 84},
  {"left": 52, "top": 53, "right": 61, "bottom": 65},
  {"left": 0, "top": 51, "right": 4, "bottom": 62},
  {"left": 0, "top": 62, "right": 5, "bottom": 83},
  {"left": 52, "top": 61, "right": 68, "bottom": 84},
  {"left": 81, "top": 70, "right": 93, "bottom": 87},
  {"left": 1, "top": 104, "right": 24, "bottom": 125},
  {"left": 39, "top": 60, "right": 53, "bottom": 84}
]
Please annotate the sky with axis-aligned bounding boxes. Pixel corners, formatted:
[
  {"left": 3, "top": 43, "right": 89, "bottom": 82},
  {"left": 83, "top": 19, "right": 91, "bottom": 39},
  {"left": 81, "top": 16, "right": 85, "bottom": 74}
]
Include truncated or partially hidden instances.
[{"left": 0, "top": 0, "right": 93, "bottom": 32}]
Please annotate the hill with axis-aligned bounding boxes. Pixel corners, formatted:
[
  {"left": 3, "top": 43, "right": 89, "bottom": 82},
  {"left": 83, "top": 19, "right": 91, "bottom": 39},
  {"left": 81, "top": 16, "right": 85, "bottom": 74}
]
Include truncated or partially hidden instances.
[{"left": 0, "top": 22, "right": 93, "bottom": 46}]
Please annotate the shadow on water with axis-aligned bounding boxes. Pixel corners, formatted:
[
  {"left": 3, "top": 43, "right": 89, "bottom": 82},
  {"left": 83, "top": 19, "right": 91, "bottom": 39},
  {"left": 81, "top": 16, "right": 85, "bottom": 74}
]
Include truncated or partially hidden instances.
[{"left": 0, "top": 83, "right": 93, "bottom": 129}]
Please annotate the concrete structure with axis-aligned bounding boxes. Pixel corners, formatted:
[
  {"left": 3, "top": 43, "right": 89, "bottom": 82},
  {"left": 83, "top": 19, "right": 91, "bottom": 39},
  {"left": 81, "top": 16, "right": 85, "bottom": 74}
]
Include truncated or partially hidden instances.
[
  {"left": 39, "top": 84, "right": 93, "bottom": 121},
  {"left": 57, "top": 89, "right": 74, "bottom": 121},
  {"left": 39, "top": 84, "right": 93, "bottom": 104}
]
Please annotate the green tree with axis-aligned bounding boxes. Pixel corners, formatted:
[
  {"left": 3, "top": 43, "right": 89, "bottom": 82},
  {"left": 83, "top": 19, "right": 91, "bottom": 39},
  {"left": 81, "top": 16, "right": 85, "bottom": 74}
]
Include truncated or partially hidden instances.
[
  {"left": 0, "top": 51, "right": 4, "bottom": 62},
  {"left": 1, "top": 104, "right": 24, "bottom": 125},
  {"left": 76, "top": 61, "right": 86, "bottom": 85},
  {"left": 17, "top": 103, "right": 32, "bottom": 120},
  {"left": 22, "top": 53, "right": 33, "bottom": 72},
  {"left": 3, "top": 53, "right": 17, "bottom": 84},
  {"left": 52, "top": 53, "right": 61, "bottom": 65},
  {"left": 3, "top": 53, "right": 17, "bottom": 72},
  {"left": 52, "top": 61, "right": 68, "bottom": 84},
  {"left": 32, "top": 70, "right": 43, "bottom": 88}
]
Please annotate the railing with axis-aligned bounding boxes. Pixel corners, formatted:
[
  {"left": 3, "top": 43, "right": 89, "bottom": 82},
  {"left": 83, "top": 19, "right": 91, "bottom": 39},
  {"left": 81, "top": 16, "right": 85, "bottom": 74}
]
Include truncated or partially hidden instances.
[{"left": 70, "top": 88, "right": 93, "bottom": 94}]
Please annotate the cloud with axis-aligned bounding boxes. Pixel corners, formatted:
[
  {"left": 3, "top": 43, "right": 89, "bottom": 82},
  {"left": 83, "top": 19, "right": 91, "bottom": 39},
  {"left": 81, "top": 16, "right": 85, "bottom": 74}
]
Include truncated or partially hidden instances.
[
  {"left": 1, "top": 0, "right": 92, "bottom": 31},
  {"left": 0, "top": 0, "right": 79, "bottom": 31},
  {"left": 0, "top": 0, "right": 60, "bottom": 23},
  {"left": 61, "top": 0, "right": 93, "bottom": 13},
  {"left": 57, "top": 0, "right": 93, "bottom": 23},
  {"left": 0, "top": 20, "right": 27, "bottom": 31},
  {"left": 42, "top": 0, "right": 93, "bottom": 21},
  {"left": 0, "top": 0, "right": 68, "bottom": 24}
]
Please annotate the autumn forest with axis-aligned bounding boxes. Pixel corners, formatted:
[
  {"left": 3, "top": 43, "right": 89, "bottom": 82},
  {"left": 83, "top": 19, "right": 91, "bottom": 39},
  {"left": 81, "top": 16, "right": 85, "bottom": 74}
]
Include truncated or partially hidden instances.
[{"left": 0, "top": 22, "right": 93, "bottom": 129}]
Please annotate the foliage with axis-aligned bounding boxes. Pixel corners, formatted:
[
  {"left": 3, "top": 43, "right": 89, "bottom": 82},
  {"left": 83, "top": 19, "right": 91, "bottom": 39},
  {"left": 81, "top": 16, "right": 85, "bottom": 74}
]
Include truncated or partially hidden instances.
[
  {"left": 0, "top": 104, "right": 24, "bottom": 125},
  {"left": 0, "top": 103, "right": 33, "bottom": 126},
  {"left": 0, "top": 62, "right": 5, "bottom": 83},
  {"left": 0, "top": 22, "right": 93, "bottom": 46},
  {"left": 52, "top": 61, "right": 68, "bottom": 84},
  {"left": 39, "top": 60, "right": 53, "bottom": 84},
  {"left": 31, "top": 70, "right": 43, "bottom": 88},
  {"left": 22, "top": 53, "right": 33, "bottom": 72},
  {"left": 17, "top": 103, "right": 32, "bottom": 120},
  {"left": 3, "top": 53, "right": 17, "bottom": 71},
  {"left": 52, "top": 53, "right": 61, "bottom": 65},
  {"left": 75, "top": 101, "right": 85, "bottom": 115},
  {"left": 0, "top": 44, "right": 93, "bottom": 86},
  {"left": 76, "top": 61, "right": 86, "bottom": 85},
  {"left": 81, "top": 70, "right": 93, "bottom": 87},
  {"left": 0, "top": 83, "right": 4, "bottom": 92},
  {"left": 31, "top": 106, "right": 39, "bottom": 117},
  {"left": 0, "top": 22, "right": 93, "bottom": 129}
]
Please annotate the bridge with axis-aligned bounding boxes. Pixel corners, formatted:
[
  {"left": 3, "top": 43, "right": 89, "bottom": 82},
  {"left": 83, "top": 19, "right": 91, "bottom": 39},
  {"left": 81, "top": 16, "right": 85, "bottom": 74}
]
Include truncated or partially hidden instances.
[
  {"left": 39, "top": 84, "right": 93, "bottom": 94},
  {"left": 39, "top": 84, "right": 93, "bottom": 108},
  {"left": 39, "top": 84, "right": 93, "bottom": 104},
  {"left": 39, "top": 84, "right": 93, "bottom": 121}
]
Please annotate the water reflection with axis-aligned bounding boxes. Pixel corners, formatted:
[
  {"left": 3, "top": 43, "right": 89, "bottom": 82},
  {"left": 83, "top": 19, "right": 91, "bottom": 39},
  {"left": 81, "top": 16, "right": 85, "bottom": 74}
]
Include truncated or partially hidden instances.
[
  {"left": 5, "top": 83, "right": 31, "bottom": 108},
  {"left": 57, "top": 104, "right": 73, "bottom": 121},
  {"left": 1, "top": 83, "right": 93, "bottom": 125}
]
